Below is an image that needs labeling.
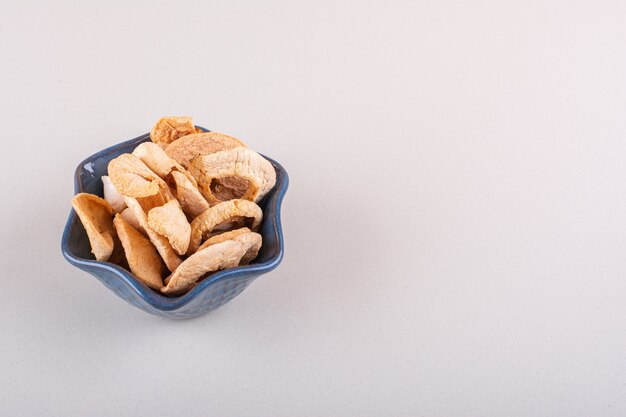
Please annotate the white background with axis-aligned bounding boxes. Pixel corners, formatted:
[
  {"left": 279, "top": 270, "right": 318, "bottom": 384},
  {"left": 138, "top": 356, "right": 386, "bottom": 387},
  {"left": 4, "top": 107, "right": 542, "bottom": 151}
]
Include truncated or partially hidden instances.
[{"left": 1, "top": 1, "right": 626, "bottom": 416}]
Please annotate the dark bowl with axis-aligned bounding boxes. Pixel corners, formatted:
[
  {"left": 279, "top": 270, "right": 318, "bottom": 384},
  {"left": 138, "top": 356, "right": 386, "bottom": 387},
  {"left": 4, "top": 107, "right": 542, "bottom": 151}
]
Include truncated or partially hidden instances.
[{"left": 61, "top": 127, "right": 288, "bottom": 319}]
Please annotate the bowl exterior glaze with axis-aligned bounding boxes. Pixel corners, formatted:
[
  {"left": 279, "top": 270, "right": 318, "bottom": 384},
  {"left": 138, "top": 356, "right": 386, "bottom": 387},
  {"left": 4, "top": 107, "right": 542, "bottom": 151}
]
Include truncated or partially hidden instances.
[{"left": 61, "top": 129, "right": 288, "bottom": 319}]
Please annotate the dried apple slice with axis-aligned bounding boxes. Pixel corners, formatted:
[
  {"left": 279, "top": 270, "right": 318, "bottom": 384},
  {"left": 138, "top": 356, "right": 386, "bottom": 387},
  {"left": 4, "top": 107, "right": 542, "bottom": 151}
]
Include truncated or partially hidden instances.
[
  {"left": 132, "top": 142, "right": 202, "bottom": 209},
  {"left": 135, "top": 185, "right": 172, "bottom": 212},
  {"left": 197, "top": 227, "right": 251, "bottom": 251},
  {"left": 188, "top": 147, "right": 276, "bottom": 205},
  {"left": 120, "top": 207, "right": 145, "bottom": 236},
  {"left": 170, "top": 170, "right": 209, "bottom": 219},
  {"left": 187, "top": 199, "right": 263, "bottom": 255},
  {"left": 161, "top": 232, "right": 262, "bottom": 296},
  {"left": 164, "top": 132, "right": 245, "bottom": 168},
  {"left": 197, "top": 227, "right": 260, "bottom": 264},
  {"left": 113, "top": 214, "right": 163, "bottom": 290},
  {"left": 101, "top": 175, "right": 126, "bottom": 213},
  {"left": 71, "top": 193, "right": 115, "bottom": 261},
  {"left": 124, "top": 196, "right": 182, "bottom": 272},
  {"left": 107, "top": 153, "right": 164, "bottom": 198},
  {"left": 132, "top": 142, "right": 187, "bottom": 179},
  {"left": 150, "top": 116, "right": 196, "bottom": 148},
  {"left": 147, "top": 200, "right": 191, "bottom": 256}
]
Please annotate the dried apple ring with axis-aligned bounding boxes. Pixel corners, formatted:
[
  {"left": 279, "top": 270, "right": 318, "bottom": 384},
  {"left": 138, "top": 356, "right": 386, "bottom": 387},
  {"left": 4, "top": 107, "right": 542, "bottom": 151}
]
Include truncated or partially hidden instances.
[
  {"left": 187, "top": 199, "right": 263, "bottom": 255},
  {"left": 197, "top": 228, "right": 261, "bottom": 265},
  {"left": 164, "top": 132, "right": 245, "bottom": 168},
  {"left": 188, "top": 147, "right": 276, "bottom": 205},
  {"left": 161, "top": 232, "right": 262, "bottom": 296},
  {"left": 197, "top": 227, "right": 251, "bottom": 251}
]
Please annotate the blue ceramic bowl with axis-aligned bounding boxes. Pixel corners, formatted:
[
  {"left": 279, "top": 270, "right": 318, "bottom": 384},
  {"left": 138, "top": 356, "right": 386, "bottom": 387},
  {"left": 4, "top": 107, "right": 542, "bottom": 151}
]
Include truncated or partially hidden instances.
[{"left": 61, "top": 128, "right": 288, "bottom": 319}]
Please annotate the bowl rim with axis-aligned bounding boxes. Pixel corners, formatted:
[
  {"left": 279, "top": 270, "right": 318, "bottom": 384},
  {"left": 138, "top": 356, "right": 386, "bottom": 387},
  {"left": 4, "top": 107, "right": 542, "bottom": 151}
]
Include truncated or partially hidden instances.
[{"left": 61, "top": 128, "right": 288, "bottom": 311}]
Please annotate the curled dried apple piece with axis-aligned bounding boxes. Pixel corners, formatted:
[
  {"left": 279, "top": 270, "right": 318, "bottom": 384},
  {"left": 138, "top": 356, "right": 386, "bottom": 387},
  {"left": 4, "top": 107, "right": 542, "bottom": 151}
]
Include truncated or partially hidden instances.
[
  {"left": 124, "top": 196, "right": 182, "bottom": 272},
  {"left": 164, "top": 132, "right": 245, "bottom": 168},
  {"left": 147, "top": 200, "right": 191, "bottom": 256},
  {"left": 135, "top": 184, "right": 173, "bottom": 212},
  {"left": 188, "top": 147, "right": 276, "bottom": 205},
  {"left": 161, "top": 232, "right": 262, "bottom": 296},
  {"left": 132, "top": 142, "right": 187, "bottom": 179},
  {"left": 170, "top": 170, "right": 209, "bottom": 219},
  {"left": 113, "top": 214, "right": 163, "bottom": 290},
  {"left": 132, "top": 142, "right": 202, "bottom": 211},
  {"left": 120, "top": 207, "right": 145, "bottom": 236},
  {"left": 102, "top": 175, "right": 126, "bottom": 213},
  {"left": 107, "top": 153, "right": 164, "bottom": 198},
  {"left": 150, "top": 116, "right": 196, "bottom": 148},
  {"left": 71, "top": 193, "right": 116, "bottom": 261},
  {"left": 197, "top": 227, "right": 260, "bottom": 265},
  {"left": 197, "top": 227, "right": 251, "bottom": 251},
  {"left": 187, "top": 199, "right": 263, "bottom": 255}
]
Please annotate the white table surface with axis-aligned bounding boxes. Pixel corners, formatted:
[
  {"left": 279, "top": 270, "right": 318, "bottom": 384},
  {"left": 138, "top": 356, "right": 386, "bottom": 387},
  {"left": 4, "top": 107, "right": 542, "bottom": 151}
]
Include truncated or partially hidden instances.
[{"left": 1, "top": 1, "right": 626, "bottom": 416}]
